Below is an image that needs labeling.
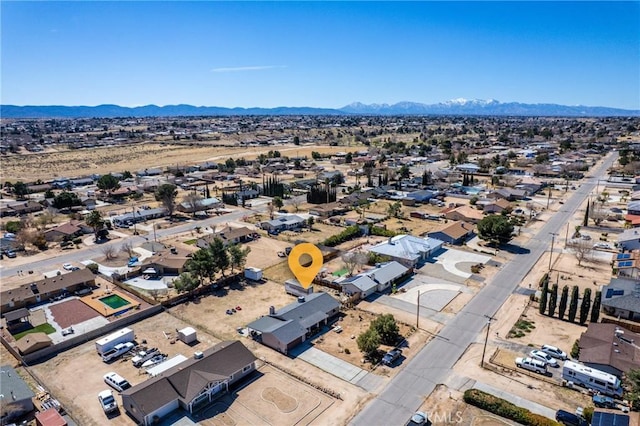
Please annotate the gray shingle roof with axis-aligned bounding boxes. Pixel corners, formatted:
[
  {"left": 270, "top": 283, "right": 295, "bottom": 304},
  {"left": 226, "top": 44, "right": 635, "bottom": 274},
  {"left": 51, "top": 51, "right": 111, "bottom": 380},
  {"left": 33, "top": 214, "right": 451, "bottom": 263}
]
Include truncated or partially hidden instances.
[
  {"left": 0, "top": 365, "right": 35, "bottom": 403},
  {"left": 602, "top": 294, "right": 640, "bottom": 312}
]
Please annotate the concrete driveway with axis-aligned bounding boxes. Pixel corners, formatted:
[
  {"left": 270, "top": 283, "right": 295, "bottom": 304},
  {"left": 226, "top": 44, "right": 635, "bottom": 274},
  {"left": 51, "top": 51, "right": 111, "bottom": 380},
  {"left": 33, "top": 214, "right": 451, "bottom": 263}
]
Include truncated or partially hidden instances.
[
  {"left": 290, "top": 343, "right": 382, "bottom": 391},
  {"left": 431, "top": 248, "right": 492, "bottom": 279}
]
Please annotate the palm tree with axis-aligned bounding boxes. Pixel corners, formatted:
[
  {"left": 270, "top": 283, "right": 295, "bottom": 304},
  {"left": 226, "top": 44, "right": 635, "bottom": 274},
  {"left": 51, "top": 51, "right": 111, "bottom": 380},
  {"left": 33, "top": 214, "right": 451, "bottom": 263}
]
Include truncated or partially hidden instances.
[{"left": 86, "top": 210, "right": 104, "bottom": 240}]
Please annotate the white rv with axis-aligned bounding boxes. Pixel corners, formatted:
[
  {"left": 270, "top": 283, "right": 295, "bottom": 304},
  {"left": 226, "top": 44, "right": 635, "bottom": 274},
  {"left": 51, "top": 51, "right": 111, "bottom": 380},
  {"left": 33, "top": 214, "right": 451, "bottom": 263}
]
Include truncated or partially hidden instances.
[{"left": 562, "top": 360, "right": 623, "bottom": 397}]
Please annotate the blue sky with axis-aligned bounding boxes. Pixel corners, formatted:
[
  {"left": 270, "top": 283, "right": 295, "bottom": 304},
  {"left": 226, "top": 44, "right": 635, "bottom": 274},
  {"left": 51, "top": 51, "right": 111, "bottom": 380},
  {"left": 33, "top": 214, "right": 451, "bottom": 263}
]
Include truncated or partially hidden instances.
[{"left": 2, "top": 1, "right": 639, "bottom": 109}]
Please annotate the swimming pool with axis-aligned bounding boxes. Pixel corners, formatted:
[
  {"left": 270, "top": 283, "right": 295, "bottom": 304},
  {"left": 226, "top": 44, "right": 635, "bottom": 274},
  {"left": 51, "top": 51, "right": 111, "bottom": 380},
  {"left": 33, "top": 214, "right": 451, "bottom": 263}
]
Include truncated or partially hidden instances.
[{"left": 99, "top": 294, "right": 131, "bottom": 309}]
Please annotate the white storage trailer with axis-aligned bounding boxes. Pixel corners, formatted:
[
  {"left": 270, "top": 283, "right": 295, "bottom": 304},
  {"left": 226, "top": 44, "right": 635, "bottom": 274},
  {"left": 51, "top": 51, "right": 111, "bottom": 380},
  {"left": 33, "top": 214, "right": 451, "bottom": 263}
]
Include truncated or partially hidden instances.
[
  {"left": 244, "top": 267, "right": 263, "bottom": 281},
  {"left": 95, "top": 327, "right": 135, "bottom": 355}
]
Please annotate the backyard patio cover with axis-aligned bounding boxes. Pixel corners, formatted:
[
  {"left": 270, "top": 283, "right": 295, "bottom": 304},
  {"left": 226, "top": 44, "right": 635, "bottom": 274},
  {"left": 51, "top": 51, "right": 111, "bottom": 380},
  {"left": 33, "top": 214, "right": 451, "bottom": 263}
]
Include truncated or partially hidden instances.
[{"left": 3, "top": 308, "right": 30, "bottom": 322}]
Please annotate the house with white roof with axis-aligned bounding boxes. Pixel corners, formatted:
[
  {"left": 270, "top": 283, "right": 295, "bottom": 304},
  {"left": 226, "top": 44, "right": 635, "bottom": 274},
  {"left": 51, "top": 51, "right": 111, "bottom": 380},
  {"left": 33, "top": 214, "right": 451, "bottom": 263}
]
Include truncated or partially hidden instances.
[
  {"left": 341, "top": 261, "right": 411, "bottom": 299},
  {"left": 369, "top": 235, "right": 444, "bottom": 268}
]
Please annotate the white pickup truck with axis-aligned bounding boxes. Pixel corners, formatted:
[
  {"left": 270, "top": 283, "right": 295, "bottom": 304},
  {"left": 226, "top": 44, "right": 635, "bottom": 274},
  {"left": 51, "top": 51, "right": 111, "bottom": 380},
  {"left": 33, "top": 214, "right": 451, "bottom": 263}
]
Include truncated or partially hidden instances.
[{"left": 101, "top": 342, "right": 134, "bottom": 363}]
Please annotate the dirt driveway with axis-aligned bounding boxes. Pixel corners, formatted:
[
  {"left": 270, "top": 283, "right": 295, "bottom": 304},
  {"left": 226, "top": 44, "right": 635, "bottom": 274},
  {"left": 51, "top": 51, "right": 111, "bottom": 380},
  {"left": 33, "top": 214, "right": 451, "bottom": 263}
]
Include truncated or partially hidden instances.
[{"left": 195, "top": 364, "right": 334, "bottom": 426}]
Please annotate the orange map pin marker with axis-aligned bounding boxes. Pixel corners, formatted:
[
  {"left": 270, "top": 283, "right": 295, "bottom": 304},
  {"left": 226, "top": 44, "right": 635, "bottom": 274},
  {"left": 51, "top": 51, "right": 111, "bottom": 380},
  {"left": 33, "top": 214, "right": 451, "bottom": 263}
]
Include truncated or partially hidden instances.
[{"left": 288, "top": 243, "right": 323, "bottom": 289}]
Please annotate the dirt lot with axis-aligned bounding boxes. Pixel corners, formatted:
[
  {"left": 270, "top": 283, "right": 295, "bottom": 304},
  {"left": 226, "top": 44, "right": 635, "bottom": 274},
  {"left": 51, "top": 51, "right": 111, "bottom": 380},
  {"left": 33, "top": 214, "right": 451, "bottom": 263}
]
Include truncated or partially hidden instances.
[
  {"left": 170, "top": 279, "right": 298, "bottom": 341},
  {"left": 312, "top": 308, "right": 426, "bottom": 375},
  {"left": 196, "top": 364, "right": 335, "bottom": 426},
  {"left": 1, "top": 143, "right": 362, "bottom": 182},
  {"left": 28, "top": 311, "right": 221, "bottom": 426}
]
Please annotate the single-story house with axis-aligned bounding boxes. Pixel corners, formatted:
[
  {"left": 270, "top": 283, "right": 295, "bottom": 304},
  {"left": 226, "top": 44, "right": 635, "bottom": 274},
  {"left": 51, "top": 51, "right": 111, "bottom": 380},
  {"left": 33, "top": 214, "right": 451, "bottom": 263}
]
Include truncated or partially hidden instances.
[
  {"left": 488, "top": 188, "right": 527, "bottom": 201},
  {"left": 479, "top": 198, "right": 512, "bottom": 214},
  {"left": 1, "top": 268, "right": 96, "bottom": 313},
  {"left": 35, "top": 408, "right": 67, "bottom": 426},
  {"left": 0, "top": 365, "right": 35, "bottom": 422},
  {"left": 340, "top": 261, "right": 411, "bottom": 299},
  {"left": 629, "top": 200, "right": 640, "bottom": 216},
  {"left": 43, "top": 221, "right": 90, "bottom": 242},
  {"left": 122, "top": 341, "right": 256, "bottom": 426},
  {"left": 455, "top": 163, "right": 481, "bottom": 174},
  {"left": 111, "top": 207, "right": 167, "bottom": 227},
  {"left": 369, "top": 235, "right": 444, "bottom": 268},
  {"left": 618, "top": 229, "right": 640, "bottom": 251},
  {"left": 259, "top": 215, "right": 306, "bottom": 233},
  {"left": 247, "top": 292, "right": 340, "bottom": 354},
  {"left": 143, "top": 256, "right": 189, "bottom": 276},
  {"left": 7, "top": 201, "right": 43, "bottom": 216},
  {"left": 176, "top": 197, "right": 223, "bottom": 214},
  {"left": 578, "top": 323, "right": 640, "bottom": 378},
  {"left": 308, "top": 203, "right": 349, "bottom": 218},
  {"left": 404, "top": 190, "right": 437, "bottom": 203},
  {"left": 441, "top": 205, "right": 484, "bottom": 224},
  {"left": 196, "top": 226, "right": 256, "bottom": 248},
  {"left": 427, "top": 221, "right": 475, "bottom": 245},
  {"left": 15, "top": 332, "right": 53, "bottom": 355}
]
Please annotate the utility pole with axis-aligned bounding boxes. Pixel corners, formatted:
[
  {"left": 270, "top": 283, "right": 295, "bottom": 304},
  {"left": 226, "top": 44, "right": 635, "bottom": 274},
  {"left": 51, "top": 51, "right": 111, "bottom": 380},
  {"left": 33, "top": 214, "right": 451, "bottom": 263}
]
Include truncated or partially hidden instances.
[
  {"left": 481, "top": 315, "right": 495, "bottom": 367},
  {"left": 549, "top": 232, "right": 558, "bottom": 271},
  {"left": 153, "top": 223, "right": 157, "bottom": 243},
  {"left": 546, "top": 187, "right": 552, "bottom": 209},
  {"left": 416, "top": 290, "right": 420, "bottom": 329},
  {"left": 565, "top": 222, "right": 570, "bottom": 246}
]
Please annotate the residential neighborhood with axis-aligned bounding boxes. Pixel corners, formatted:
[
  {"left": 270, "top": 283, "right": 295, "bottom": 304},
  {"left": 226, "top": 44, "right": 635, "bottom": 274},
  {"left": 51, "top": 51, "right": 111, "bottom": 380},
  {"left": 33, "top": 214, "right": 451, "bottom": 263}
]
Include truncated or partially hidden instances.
[{"left": 1, "top": 114, "right": 640, "bottom": 426}]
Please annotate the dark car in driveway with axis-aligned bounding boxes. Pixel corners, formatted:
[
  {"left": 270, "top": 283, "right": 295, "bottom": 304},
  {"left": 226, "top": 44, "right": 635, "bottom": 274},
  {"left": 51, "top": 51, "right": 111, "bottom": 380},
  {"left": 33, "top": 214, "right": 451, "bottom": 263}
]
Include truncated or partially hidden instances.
[
  {"left": 382, "top": 349, "right": 402, "bottom": 366},
  {"left": 555, "top": 410, "right": 588, "bottom": 426}
]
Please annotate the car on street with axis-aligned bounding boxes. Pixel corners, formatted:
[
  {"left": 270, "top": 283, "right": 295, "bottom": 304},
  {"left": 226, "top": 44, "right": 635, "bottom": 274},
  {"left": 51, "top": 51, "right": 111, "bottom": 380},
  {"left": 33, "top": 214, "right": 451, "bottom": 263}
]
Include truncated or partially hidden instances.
[
  {"left": 382, "top": 349, "right": 402, "bottom": 366},
  {"left": 407, "top": 411, "right": 428, "bottom": 425},
  {"left": 541, "top": 344, "right": 568, "bottom": 361},
  {"left": 62, "top": 263, "right": 79, "bottom": 271},
  {"left": 529, "top": 349, "right": 559, "bottom": 367},
  {"left": 98, "top": 390, "right": 118, "bottom": 414}
]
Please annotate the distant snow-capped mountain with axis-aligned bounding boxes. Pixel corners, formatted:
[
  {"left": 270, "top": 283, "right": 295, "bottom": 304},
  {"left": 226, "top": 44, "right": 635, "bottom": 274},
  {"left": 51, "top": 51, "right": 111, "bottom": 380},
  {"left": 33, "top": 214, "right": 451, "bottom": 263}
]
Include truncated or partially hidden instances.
[
  {"left": 1, "top": 99, "right": 638, "bottom": 118},
  {"left": 339, "top": 99, "right": 638, "bottom": 116}
]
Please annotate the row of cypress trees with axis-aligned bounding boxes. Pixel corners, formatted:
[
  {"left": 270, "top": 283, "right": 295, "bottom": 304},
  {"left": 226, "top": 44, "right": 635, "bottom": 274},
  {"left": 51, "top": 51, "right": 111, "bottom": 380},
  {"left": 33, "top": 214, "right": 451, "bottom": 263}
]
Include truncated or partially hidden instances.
[{"left": 539, "top": 275, "right": 601, "bottom": 325}]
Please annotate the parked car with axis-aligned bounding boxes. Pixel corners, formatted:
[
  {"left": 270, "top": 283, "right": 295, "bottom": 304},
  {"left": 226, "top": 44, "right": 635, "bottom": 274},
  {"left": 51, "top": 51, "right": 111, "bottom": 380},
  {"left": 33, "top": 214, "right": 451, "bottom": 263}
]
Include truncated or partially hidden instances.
[
  {"left": 104, "top": 372, "right": 131, "bottom": 392},
  {"left": 407, "top": 411, "right": 428, "bottom": 425},
  {"left": 555, "top": 409, "right": 588, "bottom": 426},
  {"left": 515, "top": 357, "right": 547, "bottom": 374},
  {"left": 593, "top": 394, "right": 616, "bottom": 409},
  {"left": 62, "top": 263, "right": 75, "bottom": 271},
  {"left": 382, "top": 349, "right": 402, "bottom": 366},
  {"left": 593, "top": 243, "right": 612, "bottom": 250},
  {"left": 5, "top": 250, "right": 16, "bottom": 258},
  {"left": 98, "top": 390, "right": 118, "bottom": 414},
  {"left": 530, "top": 349, "right": 559, "bottom": 367},
  {"left": 541, "top": 344, "right": 568, "bottom": 361}
]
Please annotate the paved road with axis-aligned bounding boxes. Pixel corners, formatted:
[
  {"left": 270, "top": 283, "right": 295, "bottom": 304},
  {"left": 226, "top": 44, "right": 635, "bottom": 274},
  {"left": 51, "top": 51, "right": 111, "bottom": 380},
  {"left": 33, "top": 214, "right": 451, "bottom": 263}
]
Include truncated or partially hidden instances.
[
  {"left": 351, "top": 153, "right": 618, "bottom": 425},
  {"left": 0, "top": 208, "right": 254, "bottom": 278}
]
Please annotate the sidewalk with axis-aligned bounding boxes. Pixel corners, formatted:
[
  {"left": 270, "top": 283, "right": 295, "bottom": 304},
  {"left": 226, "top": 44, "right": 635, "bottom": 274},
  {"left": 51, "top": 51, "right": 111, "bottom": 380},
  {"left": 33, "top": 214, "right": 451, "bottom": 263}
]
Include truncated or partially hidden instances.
[{"left": 472, "top": 381, "right": 557, "bottom": 419}]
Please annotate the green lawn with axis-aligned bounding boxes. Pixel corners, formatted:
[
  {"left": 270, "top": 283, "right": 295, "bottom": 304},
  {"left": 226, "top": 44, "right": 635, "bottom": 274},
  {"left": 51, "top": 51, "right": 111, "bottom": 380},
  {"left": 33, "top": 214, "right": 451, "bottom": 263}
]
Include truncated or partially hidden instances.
[
  {"left": 183, "top": 239, "right": 197, "bottom": 245},
  {"left": 12, "top": 323, "right": 57, "bottom": 340},
  {"left": 332, "top": 267, "right": 349, "bottom": 277}
]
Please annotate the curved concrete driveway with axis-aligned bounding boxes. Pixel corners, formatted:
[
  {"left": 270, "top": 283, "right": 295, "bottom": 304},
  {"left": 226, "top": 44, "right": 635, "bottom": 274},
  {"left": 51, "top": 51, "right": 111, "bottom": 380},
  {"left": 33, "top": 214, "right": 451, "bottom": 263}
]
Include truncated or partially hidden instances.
[{"left": 433, "top": 249, "right": 491, "bottom": 279}]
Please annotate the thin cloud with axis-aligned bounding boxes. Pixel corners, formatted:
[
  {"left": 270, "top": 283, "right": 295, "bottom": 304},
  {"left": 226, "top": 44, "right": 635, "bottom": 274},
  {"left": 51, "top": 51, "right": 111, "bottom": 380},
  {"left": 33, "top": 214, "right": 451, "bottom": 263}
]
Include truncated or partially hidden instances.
[{"left": 211, "top": 65, "right": 286, "bottom": 73}]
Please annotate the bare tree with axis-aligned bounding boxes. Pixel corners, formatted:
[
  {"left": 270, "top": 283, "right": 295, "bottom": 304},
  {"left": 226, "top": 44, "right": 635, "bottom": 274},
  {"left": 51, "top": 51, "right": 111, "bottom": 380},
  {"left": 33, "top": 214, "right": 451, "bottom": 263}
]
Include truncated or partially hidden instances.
[
  {"left": 266, "top": 202, "right": 275, "bottom": 220},
  {"left": 35, "top": 209, "right": 56, "bottom": 230},
  {"left": 567, "top": 239, "right": 594, "bottom": 266},
  {"left": 101, "top": 245, "right": 118, "bottom": 261},
  {"left": 590, "top": 207, "right": 608, "bottom": 226},
  {"left": 290, "top": 197, "right": 301, "bottom": 212},
  {"left": 342, "top": 250, "right": 368, "bottom": 276},
  {"left": 182, "top": 192, "right": 203, "bottom": 217},
  {"left": 121, "top": 241, "right": 135, "bottom": 258}
]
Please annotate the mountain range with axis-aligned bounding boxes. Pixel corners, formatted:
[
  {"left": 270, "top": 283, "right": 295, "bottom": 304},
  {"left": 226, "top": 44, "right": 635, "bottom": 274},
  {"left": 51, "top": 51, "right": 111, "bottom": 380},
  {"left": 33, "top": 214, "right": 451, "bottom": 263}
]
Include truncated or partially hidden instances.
[{"left": 2, "top": 99, "right": 638, "bottom": 118}]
